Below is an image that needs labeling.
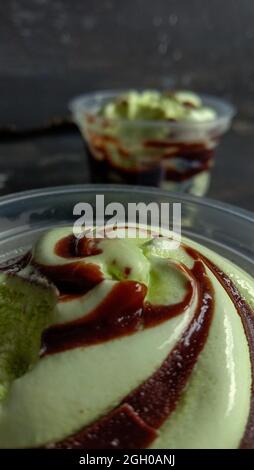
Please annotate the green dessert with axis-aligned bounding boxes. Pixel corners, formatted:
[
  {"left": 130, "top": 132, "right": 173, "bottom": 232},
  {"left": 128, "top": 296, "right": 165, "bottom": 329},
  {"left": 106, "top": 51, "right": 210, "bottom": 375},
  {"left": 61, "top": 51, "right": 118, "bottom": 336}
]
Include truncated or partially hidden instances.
[
  {"left": 83, "top": 90, "right": 226, "bottom": 195},
  {"left": 99, "top": 90, "right": 217, "bottom": 122},
  {"left": 0, "top": 226, "right": 253, "bottom": 449},
  {"left": 0, "top": 274, "right": 56, "bottom": 400}
]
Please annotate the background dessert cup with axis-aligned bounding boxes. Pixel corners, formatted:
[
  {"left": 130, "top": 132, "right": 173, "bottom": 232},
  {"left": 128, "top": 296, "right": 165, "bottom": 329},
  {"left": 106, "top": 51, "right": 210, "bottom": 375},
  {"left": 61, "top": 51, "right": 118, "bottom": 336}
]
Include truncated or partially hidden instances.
[{"left": 70, "top": 91, "right": 235, "bottom": 196}]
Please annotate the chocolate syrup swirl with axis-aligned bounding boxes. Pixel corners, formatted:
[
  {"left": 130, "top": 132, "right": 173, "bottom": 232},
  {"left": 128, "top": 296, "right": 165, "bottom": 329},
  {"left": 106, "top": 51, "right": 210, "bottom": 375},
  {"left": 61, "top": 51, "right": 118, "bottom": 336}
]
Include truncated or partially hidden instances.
[
  {"left": 49, "top": 260, "right": 214, "bottom": 448},
  {"left": 36, "top": 261, "right": 103, "bottom": 295},
  {"left": 1, "top": 238, "right": 254, "bottom": 449},
  {"left": 41, "top": 281, "right": 147, "bottom": 356},
  {"left": 45, "top": 245, "right": 254, "bottom": 449},
  {"left": 47, "top": 403, "right": 157, "bottom": 450},
  {"left": 41, "top": 277, "right": 193, "bottom": 357},
  {"left": 40, "top": 234, "right": 194, "bottom": 356},
  {"left": 186, "top": 248, "right": 254, "bottom": 449},
  {"left": 55, "top": 235, "right": 102, "bottom": 258},
  {"left": 87, "top": 132, "right": 215, "bottom": 186}
]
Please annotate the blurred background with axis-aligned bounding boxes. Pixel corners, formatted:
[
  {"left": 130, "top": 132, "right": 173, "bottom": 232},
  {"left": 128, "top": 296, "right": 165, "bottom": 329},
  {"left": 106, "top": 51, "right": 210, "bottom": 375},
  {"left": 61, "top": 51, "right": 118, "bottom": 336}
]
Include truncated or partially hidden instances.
[{"left": 0, "top": 0, "right": 253, "bottom": 209}]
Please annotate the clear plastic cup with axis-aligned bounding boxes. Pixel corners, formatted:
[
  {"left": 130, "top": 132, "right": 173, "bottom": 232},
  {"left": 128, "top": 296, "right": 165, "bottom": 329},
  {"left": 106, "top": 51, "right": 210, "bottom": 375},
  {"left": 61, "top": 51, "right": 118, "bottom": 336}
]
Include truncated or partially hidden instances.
[
  {"left": 70, "top": 91, "right": 235, "bottom": 196},
  {"left": 0, "top": 185, "right": 253, "bottom": 278}
]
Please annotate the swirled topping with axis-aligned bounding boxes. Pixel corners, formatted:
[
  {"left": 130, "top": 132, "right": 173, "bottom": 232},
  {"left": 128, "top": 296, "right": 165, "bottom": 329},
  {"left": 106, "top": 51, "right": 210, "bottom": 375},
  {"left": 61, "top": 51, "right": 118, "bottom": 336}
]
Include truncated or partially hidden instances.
[
  {"left": 0, "top": 226, "right": 253, "bottom": 449},
  {"left": 99, "top": 90, "right": 217, "bottom": 123}
]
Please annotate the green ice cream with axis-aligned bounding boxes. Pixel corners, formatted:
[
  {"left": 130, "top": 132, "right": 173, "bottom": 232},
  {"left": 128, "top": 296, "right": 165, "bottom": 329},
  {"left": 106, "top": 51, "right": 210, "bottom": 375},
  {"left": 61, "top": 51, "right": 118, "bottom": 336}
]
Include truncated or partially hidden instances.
[
  {"left": 0, "top": 226, "right": 253, "bottom": 448},
  {"left": 99, "top": 90, "right": 217, "bottom": 122},
  {"left": 0, "top": 274, "right": 56, "bottom": 400}
]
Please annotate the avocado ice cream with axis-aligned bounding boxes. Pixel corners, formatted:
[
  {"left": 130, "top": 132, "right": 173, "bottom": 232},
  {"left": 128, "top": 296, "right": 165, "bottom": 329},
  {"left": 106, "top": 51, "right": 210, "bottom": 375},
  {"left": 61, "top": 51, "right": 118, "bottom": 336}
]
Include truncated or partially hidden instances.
[
  {"left": 0, "top": 274, "right": 56, "bottom": 400},
  {"left": 98, "top": 90, "right": 217, "bottom": 122},
  {"left": 0, "top": 226, "right": 253, "bottom": 449}
]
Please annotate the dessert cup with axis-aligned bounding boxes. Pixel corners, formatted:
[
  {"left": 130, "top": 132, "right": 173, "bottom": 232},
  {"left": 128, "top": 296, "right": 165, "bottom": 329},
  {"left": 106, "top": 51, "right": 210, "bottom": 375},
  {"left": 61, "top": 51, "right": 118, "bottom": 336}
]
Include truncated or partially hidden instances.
[{"left": 70, "top": 91, "right": 235, "bottom": 196}]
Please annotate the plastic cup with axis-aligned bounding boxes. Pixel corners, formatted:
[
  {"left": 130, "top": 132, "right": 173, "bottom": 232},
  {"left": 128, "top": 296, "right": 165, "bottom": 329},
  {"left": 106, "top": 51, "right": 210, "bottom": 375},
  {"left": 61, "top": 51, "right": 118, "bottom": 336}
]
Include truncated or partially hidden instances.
[
  {"left": 70, "top": 91, "right": 235, "bottom": 196},
  {"left": 0, "top": 185, "right": 253, "bottom": 278}
]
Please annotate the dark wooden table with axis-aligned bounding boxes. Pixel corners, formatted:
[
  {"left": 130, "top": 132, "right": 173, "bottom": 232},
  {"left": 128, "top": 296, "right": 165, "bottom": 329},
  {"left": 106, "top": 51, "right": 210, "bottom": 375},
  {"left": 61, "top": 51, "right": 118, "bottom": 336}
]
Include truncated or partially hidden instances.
[{"left": 0, "top": 120, "right": 253, "bottom": 212}]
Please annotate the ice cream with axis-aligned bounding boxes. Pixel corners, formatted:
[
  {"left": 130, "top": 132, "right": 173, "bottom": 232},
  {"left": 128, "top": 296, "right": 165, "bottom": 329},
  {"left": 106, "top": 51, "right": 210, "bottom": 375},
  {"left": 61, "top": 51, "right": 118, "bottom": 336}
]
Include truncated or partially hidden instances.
[
  {"left": 98, "top": 90, "right": 217, "bottom": 122},
  {"left": 0, "top": 226, "right": 253, "bottom": 449}
]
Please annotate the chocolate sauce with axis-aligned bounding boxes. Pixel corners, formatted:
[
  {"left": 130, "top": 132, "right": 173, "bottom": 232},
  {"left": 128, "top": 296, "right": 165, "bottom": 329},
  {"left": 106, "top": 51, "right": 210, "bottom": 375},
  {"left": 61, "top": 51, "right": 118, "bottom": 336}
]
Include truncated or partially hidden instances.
[
  {"left": 86, "top": 131, "right": 216, "bottom": 187},
  {"left": 41, "top": 278, "right": 193, "bottom": 357},
  {"left": 124, "top": 266, "right": 132, "bottom": 276},
  {"left": 50, "top": 260, "right": 214, "bottom": 448},
  {"left": 145, "top": 140, "right": 214, "bottom": 183},
  {"left": 55, "top": 235, "right": 102, "bottom": 258},
  {"left": 122, "top": 261, "right": 213, "bottom": 430},
  {"left": 48, "top": 404, "right": 157, "bottom": 449},
  {"left": 32, "top": 234, "right": 104, "bottom": 294},
  {"left": 86, "top": 143, "right": 164, "bottom": 187},
  {"left": 41, "top": 281, "right": 147, "bottom": 356},
  {"left": 186, "top": 248, "right": 254, "bottom": 450},
  {"left": 144, "top": 140, "right": 212, "bottom": 152},
  {"left": 35, "top": 261, "right": 103, "bottom": 295}
]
